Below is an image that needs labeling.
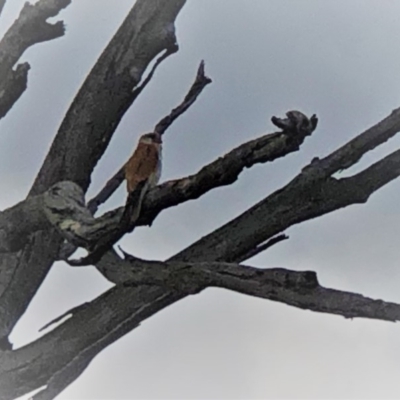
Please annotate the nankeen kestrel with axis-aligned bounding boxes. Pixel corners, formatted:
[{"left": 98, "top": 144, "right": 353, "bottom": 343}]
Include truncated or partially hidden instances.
[
  {"left": 125, "top": 132, "right": 162, "bottom": 195},
  {"left": 123, "top": 131, "right": 162, "bottom": 226}
]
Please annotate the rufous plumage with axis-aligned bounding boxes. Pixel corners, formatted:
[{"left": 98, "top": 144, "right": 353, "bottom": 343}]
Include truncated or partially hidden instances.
[{"left": 123, "top": 132, "right": 162, "bottom": 225}]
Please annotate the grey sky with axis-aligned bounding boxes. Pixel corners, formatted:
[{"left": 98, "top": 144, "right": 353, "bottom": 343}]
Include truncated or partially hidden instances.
[{"left": 3, "top": 0, "right": 400, "bottom": 398}]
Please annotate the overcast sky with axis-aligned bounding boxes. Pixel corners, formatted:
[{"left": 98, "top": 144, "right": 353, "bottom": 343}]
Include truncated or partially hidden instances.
[{"left": 3, "top": 0, "right": 400, "bottom": 399}]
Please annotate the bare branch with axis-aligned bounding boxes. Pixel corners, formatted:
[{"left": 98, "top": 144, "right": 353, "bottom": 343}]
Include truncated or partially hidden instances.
[
  {"left": 0, "top": 195, "right": 49, "bottom": 253},
  {"left": 171, "top": 108, "right": 400, "bottom": 263},
  {"left": 3, "top": 107, "right": 399, "bottom": 266},
  {"left": 0, "top": 0, "right": 71, "bottom": 119},
  {"left": 302, "top": 106, "right": 400, "bottom": 178},
  {"left": 86, "top": 169, "right": 125, "bottom": 215},
  {"left": 66, "top": 188, "right": 143, "bottom": 267},
  {"left": 0, "top": 230, "right": 63, "bottom": 340},
  {"left": 0, "top": 110, "right": 315, "bottom": 263},
  {"left": 235, "top": 234, "right": 289, "bottom": 263},
  {"left": 154, "top": 60, "right": 212, "bottom": 134},
  {"left": 32, "top": 356, "right": 93, "bottom": 400},
  {"left": 0, "top": 0, "right": 187, "bottom": 343},
  {"left": 3, "top": 259, "right": 400, "bottom": 399},
  {"left": 30, "top": 0, "right": 186, "bottom": 197},
  {"left": 344, "top": 148, "right": 400, "bottom": 194},
  {"left": 0, "top": 284, "right": 182, "bottom": 400},
  {"left": 86, "top": 60, "right": 212, "bottom": 215},
  {"left": 43, "top": 112, "right": 316, "bottom": 264},
  {"left": 3, "top": 105, "right": 399, "bottom": 398},
  {"left": 39, "top": 303, "right": 89, "bottom": 332}
]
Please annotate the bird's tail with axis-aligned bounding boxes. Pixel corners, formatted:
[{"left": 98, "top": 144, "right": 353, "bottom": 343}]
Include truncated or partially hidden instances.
[{"left": 120, "top": 180, "right": 149, "bottom": 231}]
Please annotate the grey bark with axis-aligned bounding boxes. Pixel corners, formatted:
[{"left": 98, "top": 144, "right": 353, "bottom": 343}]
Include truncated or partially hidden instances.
[
  {"left": 1, "top": 258, "right": 400, "bottom": 400},
  {"left": 0, "top": 0, "right": 186, "bottom": 344},
  {"left": 0, "top": 0, "right": 70, "bottom": 119},
  {"left": 1, "top": 1, "right": 400, "bottom": 399}
]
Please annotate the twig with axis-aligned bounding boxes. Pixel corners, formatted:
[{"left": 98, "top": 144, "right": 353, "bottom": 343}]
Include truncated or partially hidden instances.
[
  {"left": 234, "top": 234, "right": 289, "bottom": 263},
  {"left": 86, "top": 168, "right": 125, "bottom": 215},
  {"left": 154, "top": 60, "right": 212, "bottom": 134},
  {"left": 85, "top": 60, "right": 212, "bottom": 215},
  {"left": 39, "top": 303, "right": 90, "bottom": 332}
]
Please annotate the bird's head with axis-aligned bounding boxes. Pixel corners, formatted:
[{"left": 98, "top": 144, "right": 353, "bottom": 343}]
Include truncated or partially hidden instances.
[{"left": 139, "top": 132, "right": 162, "bottom": 145}]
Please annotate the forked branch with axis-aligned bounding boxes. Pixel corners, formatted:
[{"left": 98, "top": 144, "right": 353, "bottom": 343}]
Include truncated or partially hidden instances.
[
  {"left": 0, "top": 0, "right": 187, "bottom": 344},
  {"left": 87, "top": 60, "right": 212, "bottom": 215},
  {"left": 0, "top": 0, "right": 71, "bottom": 119},
  {"left": 33, "top": 112, "right": 317, "bottom": 265}
]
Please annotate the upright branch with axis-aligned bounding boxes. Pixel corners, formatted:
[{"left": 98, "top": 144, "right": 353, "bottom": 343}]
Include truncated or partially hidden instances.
[
  {"left": 0, "top": 0, "right": 71, "bottom": 119},
  {"left": 0, "top": 0, "right": 187, "bottom": 345},
  {"left": 61, "top": 60, "right": 212, "bottom": 263},
  {"left": 30, "top": 0, "right": 187, "bottom": 196},
  {"left": 154, "top": 60, "right": 212, "bottom": 134},
  {"left": 87, "top": 60, "right": 212, "bottom": 215}
]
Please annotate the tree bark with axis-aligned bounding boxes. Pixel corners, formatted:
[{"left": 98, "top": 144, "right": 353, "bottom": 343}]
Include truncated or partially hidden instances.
[
  {"left": 0, "top": 0, "right": 186, "bottom": 344},
  {"left": 0, "top": 0, "right": 70, "bottom": 119},
  {"left": 1, "top": 1, "right": 400, "bottom": 399}
]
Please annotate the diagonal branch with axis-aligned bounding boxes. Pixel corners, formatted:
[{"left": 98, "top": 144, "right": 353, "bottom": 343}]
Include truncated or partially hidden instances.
[
  {"left": 0, "top": 111, "right": 316, "bottom": 258},
  {"left": 154, "top": 60, "right": 212, "bottom": 134},
  {"left": 0, "top": 0, "right": 71, "bottom": 119},
  {"left": 86, "top": 60, "right": 212, "bottom": 215},
  {"left": 234, "top": 234, "right": 289, "bottom": 263},
  {"left": 92, "top": 111, "right": 317, "bottom": 231},
  {"left": 171, "top": 107, "right": 400, "bottom": 263},
  {"left": 3, "top": 107, "right": 399, "bottom": 265},
  {"left": 302, "top": 106, "right": 400, "bottom": 178},
  {"left": 30, "top": 112, "right": 315, "bottom": 264},
  {"left": 2, "top": 260, "right": 400, "bottom": 399},
  {"left": 0, "top": 0, "right": 187, "bottom": 345},
  {"left": 30, "top": 0, "right": 186, "bottom": 197}
]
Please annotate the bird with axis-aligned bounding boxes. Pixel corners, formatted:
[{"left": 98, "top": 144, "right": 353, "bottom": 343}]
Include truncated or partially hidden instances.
[{"left": 123, "top": 132, "right": 162, "bottom": 227}]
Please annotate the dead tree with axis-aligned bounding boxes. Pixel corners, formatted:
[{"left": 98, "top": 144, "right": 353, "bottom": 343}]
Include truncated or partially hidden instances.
[{"left": 1, "top": 1, "right": 400, "bottom": 399}]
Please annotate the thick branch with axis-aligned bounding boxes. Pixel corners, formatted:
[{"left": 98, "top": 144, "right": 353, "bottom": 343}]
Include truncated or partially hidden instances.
[
  {"left": 0, "top": 0, "right": 71, "bottom": 119},
  {"left": 3, "top": 260, "right": 400, "bottom": 399},
  {"left": 3, "top": 108, "right": 400, "bottom": 264},
  {"left": 30, "top": 0, "right": 186, "bottom": 196},
  {"left": 90, "top": 112, "right": 317, "bottom": 237},
  {"left": 171, "top": 108, "right": 400, "bottom": 263},
  {"left": 0, "top": 284, "right": 183, "bottom": 400},
  {"left": 31, "top": 113, "right": 315, "bottom": 263},
  {"left": 302, "top": 106, "right": 400, "bottom": 178},
  {"left": 3, "top": 105, "right": 400, "bottom": 398},
  {"left": 32, "top": 108, "right": 400, "bottom": 265},
  {"left": 0, "top": 0, "right": 186, "bottom": 345},
  {"left": 0, "top": 195, "right": 49, "bottom": 253},
  {"left": 234, "top": 234, "right": 289, "bottom": 263},
  {"left": 52, "top": 108, "right": 400, "bottom": 266},
  {"left": 0, "top": 111, "right": 315, "bottom": 260}
]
